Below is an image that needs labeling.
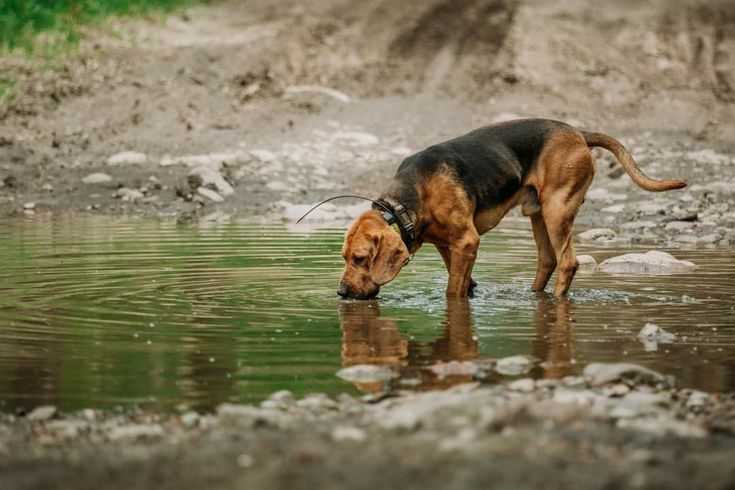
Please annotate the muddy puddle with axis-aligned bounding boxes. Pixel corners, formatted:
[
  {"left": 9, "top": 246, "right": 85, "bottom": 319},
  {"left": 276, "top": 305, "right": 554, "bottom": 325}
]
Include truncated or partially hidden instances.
[{"left": 0, "top": 216, "right": 733, "bottom": 412}]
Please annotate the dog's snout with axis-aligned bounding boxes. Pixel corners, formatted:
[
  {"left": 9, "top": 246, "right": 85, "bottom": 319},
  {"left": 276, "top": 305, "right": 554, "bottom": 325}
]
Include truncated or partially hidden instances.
[{"left": 337, "top": 282, "right": 349, "bottom": 298}]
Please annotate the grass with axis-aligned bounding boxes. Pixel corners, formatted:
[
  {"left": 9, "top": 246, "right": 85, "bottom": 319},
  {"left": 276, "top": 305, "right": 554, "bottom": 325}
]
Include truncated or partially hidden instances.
[{"left": 0, "top": 0, "right": 208, "bottom": 52}]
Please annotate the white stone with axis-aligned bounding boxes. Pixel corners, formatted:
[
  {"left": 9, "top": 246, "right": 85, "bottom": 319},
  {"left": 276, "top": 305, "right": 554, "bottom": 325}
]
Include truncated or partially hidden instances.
[
  {"left": 189, "top": 167, "right": 234, "bottom": 196},
  {"left": 160, "top": 151, "right": 248, "bottom": 167},
  {"left": 576, "top": 255, "right": 597, "bottom": 270},
  {"left": 336, "top": 364, "right": 393, "bottom": 383},
  {"left": 115, "top": 188, "right": 144, "bottom": 202},
  {"left": 82, "top": 173, "right": 113, "bottom": 184},
  {"left": 619, "top": 221, "right": 658, "bottom": 231},
  {"left": 107, "top": 424, "right": 164, "bottom": 441},
  {"left": 197, "top": 187, "right": 224, "bottom": 202},
  {"left": 107, "top": 151, "right": 147, "bottom": 166},
  {"left": 27, "top": 405, "right": 57, "bottom": 421},
  {"left": 331, "top": 426, "right": 367, "bottom": 443},
  {"left": 598, "top": 251, "right": 696, "bottom": 274},
  {"left": 578, "top": 228, "right": 617, "bottom": 241},
  {"left": 495, "top": 355, "right": 533, "bottom": 376}
]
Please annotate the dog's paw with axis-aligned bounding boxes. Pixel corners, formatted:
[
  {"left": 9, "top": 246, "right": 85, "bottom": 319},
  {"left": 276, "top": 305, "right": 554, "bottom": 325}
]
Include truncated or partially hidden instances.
[{"left": 468, "top": 278, "right": 478, "bottom": 297}]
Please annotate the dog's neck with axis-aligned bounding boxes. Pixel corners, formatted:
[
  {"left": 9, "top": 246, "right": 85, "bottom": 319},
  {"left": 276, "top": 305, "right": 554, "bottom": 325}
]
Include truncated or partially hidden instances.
[{"left": 374, "top": 181, "right": 420, "bottom": 251}]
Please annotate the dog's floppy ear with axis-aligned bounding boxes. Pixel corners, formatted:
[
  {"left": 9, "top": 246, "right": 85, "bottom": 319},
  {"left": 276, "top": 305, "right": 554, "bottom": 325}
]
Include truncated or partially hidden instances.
[{"left": 372, "top": 228, "right": 410, "bottom": 286}]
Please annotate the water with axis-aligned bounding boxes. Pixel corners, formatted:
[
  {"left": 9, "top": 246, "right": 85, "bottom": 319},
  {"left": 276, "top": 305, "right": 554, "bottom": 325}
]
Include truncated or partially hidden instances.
[{"left": 0, "top": 216, "right": 733, "bottom": 412}]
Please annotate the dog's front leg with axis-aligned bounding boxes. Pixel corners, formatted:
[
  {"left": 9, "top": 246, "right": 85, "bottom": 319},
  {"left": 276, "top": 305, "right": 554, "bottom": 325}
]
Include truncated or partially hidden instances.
[{"left": 445, "top": 233, "right": 479, "bottom": 298}]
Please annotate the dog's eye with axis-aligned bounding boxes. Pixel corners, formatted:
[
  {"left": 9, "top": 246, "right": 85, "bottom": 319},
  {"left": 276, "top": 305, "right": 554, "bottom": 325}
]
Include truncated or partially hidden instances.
[{"left": 352, "top": 255, "right": 366, "bottom": 266}]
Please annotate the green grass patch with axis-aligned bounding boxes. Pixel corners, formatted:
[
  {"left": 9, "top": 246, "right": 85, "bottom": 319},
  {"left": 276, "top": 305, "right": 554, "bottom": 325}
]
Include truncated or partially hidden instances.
[
  {"left": 0, "top": 0, "right": 209, "bottom": 52},
  {"left": 0, "top": 76, "right": 17, "bottom": 103}
]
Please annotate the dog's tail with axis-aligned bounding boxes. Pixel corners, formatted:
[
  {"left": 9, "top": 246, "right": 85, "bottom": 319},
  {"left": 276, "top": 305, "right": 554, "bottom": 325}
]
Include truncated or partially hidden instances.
[{"left": 582, "top": 131, "right": 687, "bottom": 192}]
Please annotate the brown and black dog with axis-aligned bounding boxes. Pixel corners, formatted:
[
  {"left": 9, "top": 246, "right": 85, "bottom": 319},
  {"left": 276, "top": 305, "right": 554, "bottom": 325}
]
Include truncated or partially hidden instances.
[{"left": 338, "top": 118, "right": 686, "bottom": 299}]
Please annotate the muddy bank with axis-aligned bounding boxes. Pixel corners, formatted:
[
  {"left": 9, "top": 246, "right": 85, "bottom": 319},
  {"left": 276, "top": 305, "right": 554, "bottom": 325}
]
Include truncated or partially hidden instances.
[
  {"left": 0, "top": 0, "right": 734, "bottom": 246},
  {"left": 1, "top": 362, "right": 734, "bottom": 490}
]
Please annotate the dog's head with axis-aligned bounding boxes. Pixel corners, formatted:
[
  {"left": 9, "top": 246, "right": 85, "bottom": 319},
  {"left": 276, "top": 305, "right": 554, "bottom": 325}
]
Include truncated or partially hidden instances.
[{"left": 338, "top": 210, "right": 410, "bottom": 299}]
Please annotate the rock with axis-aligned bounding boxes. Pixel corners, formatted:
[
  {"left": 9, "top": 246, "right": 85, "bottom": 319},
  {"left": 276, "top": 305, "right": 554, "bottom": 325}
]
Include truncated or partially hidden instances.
[
  {"left": 576, "top": 255, "right": 597, "bottom": 270},
  {"left": 284, "top": 85, "right": 351, "bottom": 103},
  {"left": 107, "top": 151, "right": 147, "bottom": 166},
  {"left": 42, "top": 183, "right": 53, "bottom": 192},
  {"left": 507, "top": 378, "right": 535, "bottom": 392},
  {"left": 598, "top": 251, "right": 696, "bottom": 274},
  {"left": 578, "top": 228, "right": 617, "bottom": 241},
  {"left": 495, "top": 355, "right": 533, "bottom": 376},
  {"left": 107, "top": 424, "right": 164, "bottom": 441},
  {"left": 115, "top": 188, "right": 144, "bottom": 202},
  {"left": 23, "top": 202, "right": 35, "bottom": 210},
  {"left": 296, "top": 394, "right": 338, "bottom": 411},
  {"left": 664, "top": 221, "right": 694, "bottom": 231},
  {"left": 189, "top": 167, "right": 234, "bottom": 196},
  {"left": 429, "top": 361, "right": 481, "bottom": 378},
  {"left": 27, "top": 405, "right": 57, "bottom": 421},
  {"left": 82, "top": 173, "right": 113, "bottom": 184},
  {"left": 267, "top": 390, "right": 295, "bottom": 407},
  {"left": 180, "top": 411, "right": 199, "bottom": 428},
  {"left": 336, "top": 364, "right": 394, "bottom": 383},
  {"left": 331, "top": 425, "right": 367, "bottom": 442},
  {"left": 638, "top": 323, "right": 676, "bottom": 343},
  {"left": 197, "top": 187, "right": 224, "bottom": 202},
  {"left": 583, "top": 362, "right": 666, "bottom": 387}
]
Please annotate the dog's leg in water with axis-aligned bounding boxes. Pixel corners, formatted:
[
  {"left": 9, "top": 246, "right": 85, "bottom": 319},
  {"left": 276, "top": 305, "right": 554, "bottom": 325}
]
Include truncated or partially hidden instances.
[
  {"left": 436, "top": 245, "right": 477, "bottom": 296},
  {"left": 445, "top": 231, "right": 480, "bottom": 298},
  {"left": 530, "top": 213, "right": 557, "bottom": 292}
]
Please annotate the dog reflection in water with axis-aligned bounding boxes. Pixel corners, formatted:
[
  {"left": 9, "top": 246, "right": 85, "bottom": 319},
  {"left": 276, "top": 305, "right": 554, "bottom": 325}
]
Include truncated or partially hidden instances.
[{"left": 338, "top": 297, "right": 577, "bottom": 394}]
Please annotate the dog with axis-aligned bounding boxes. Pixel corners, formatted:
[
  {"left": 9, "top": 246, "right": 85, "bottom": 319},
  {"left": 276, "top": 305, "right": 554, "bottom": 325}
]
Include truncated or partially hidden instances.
[{"left": 338, "top": 118, "right": 686, "bottom": 299}]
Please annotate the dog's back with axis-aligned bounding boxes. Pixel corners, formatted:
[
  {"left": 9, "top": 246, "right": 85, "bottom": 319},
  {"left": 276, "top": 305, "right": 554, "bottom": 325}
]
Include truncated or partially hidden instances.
[{"left": 395, "top": 118, "right": 570, "bottom": 210}]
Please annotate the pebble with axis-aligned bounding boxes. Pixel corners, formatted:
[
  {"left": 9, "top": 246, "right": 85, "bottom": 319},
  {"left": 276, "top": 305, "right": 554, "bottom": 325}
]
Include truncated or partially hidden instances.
[
  {"left": 507, "top": 378, "right": 535, "bottom": 393},
  {"left": 637, "top": 323, "right": 676, "bottom": 343},
  {"left": 429, "top": 361, "right": 481, "bottom": 378},
  {"left": 27, "top": 405, "right": 57, "bottom": 421},
  {"left": 107, "top": 151, "right": 147, "bottom": 166},
  {"left": 23, "top": 202, "right": 35, "bottom": 210},
  {"left": 578, "top": 228, "right": 617, "bottom": 241},
  {"left": 189, "top": 167, "right": 234, "bottom": 196},
  {"left": 197, "top": 187, "right": 224, "bottom": 202},
  {"left": 82, "top": 173, "right": 113, "bottom": 184},
  {"left": 583, "top": 362, "right": 665, "bottom": 387},
  {"left": 42, "top": 183, "right": 53, "bottom": 192},
  {"left": 115, "top": 188, "right": 144, "bottom": 202},
  {"left": 598, "top": 251, "right": 696, "bottom": 274},
  {"left": 495, "top": 355, "right": 533, "bottom": 376},
  {"left": 331, "top": 425, "right": 367, "bottom": 442},
  {"left": 576, "top": 255, "right": 597, "bottom": 270},
  {"left": 107, "top": 424, "right": 163, "bottom": 442},
  {"left": 336, "top": 364, "right": 394, "bottom": 383},
  {"left": 180, "top": 411, "right": 199, "bottom": 428}
]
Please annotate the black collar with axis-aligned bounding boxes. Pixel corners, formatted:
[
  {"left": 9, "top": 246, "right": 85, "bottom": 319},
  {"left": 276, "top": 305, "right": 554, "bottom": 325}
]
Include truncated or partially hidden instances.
[{"left": 373, "top": 198, "right": 415, "bottom": 250}]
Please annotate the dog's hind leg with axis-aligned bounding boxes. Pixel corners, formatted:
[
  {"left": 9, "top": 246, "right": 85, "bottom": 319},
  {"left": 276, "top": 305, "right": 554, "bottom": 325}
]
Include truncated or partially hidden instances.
[
  {"left": 541, "top": 160, "right": 593, "bottom": 296},
  {"left": 530, "top": 213, "right": 557, "bottom": 292}
]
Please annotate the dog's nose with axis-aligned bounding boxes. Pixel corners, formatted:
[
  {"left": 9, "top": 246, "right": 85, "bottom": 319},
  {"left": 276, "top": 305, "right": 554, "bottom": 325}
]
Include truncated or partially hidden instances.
[{"left": 337, "top": 283, "right": 349, "bottom": 298}]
